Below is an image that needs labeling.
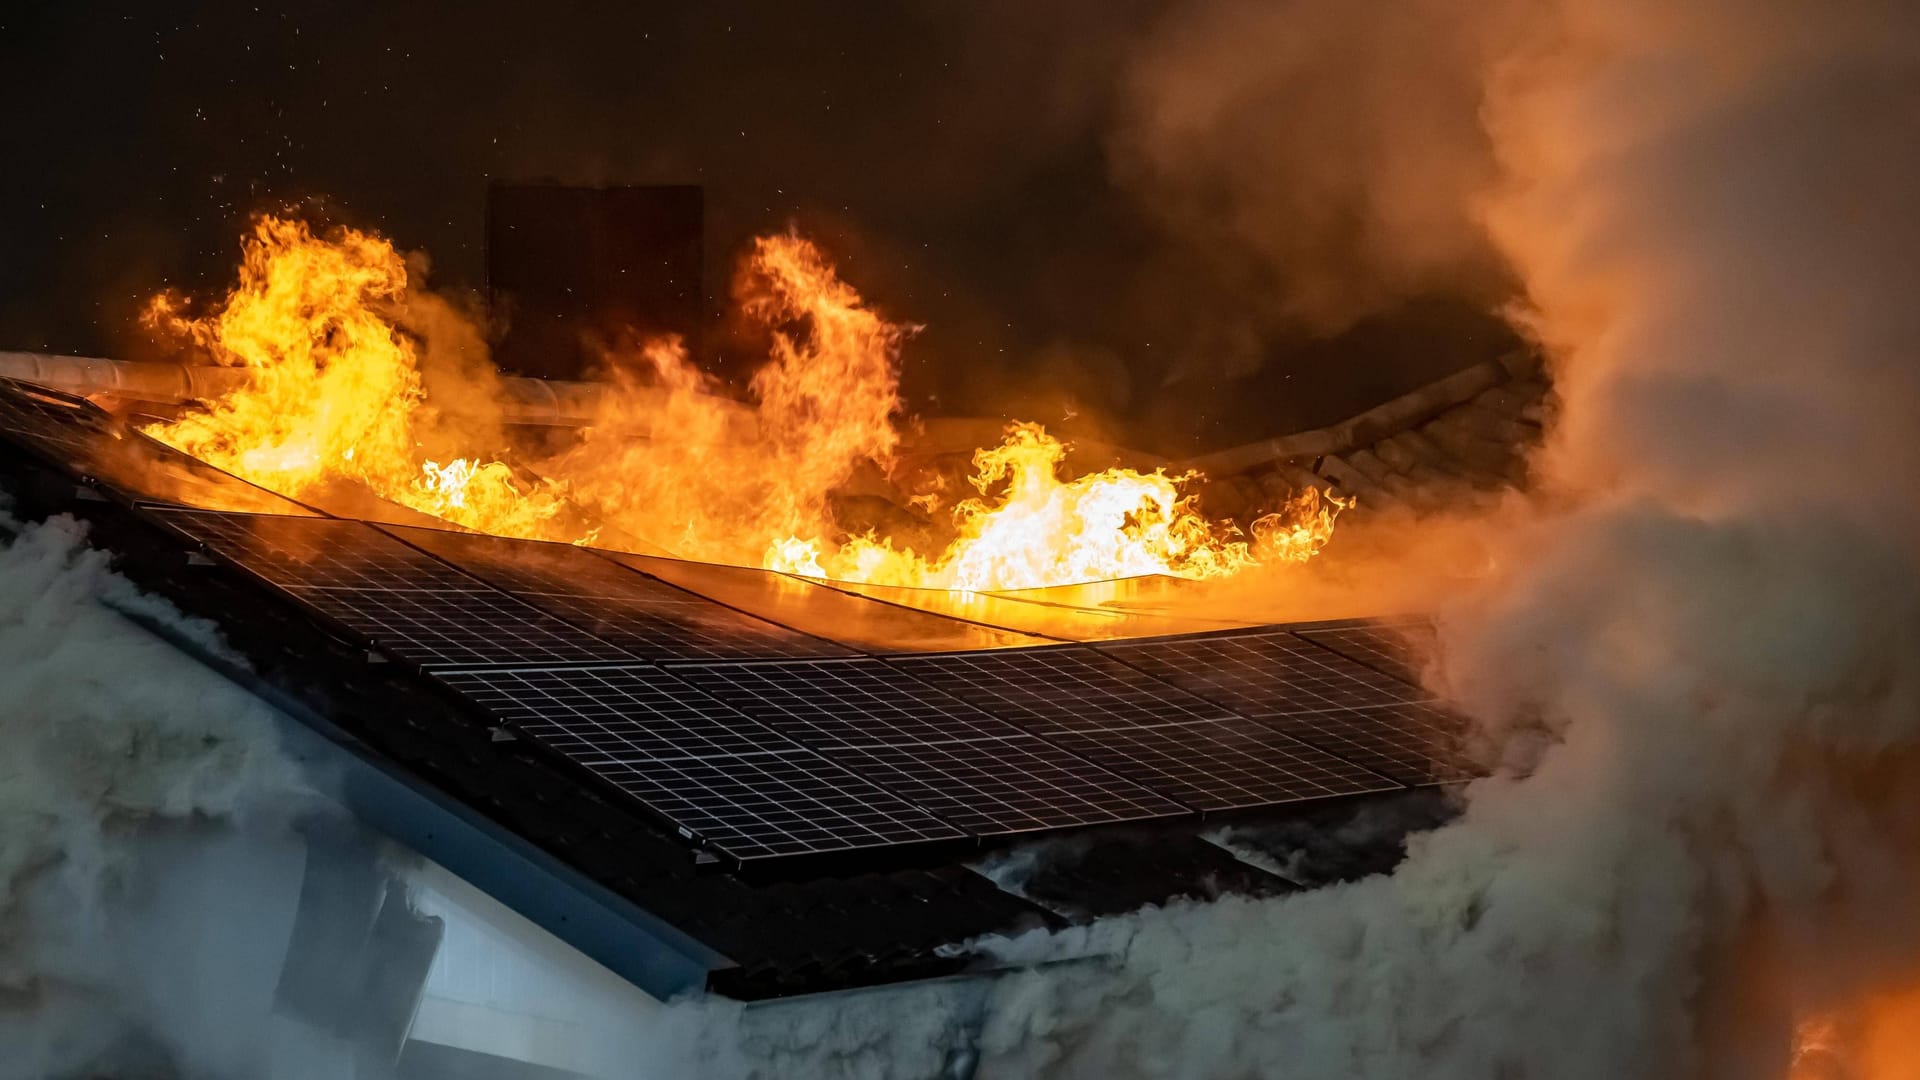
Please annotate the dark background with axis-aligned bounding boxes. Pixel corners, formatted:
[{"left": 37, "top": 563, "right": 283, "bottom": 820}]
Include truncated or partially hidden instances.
[{"left": 0, "top": 0, "right": 1516, "bottom": 455}]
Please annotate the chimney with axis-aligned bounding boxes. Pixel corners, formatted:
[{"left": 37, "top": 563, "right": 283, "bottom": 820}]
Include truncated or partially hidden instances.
[{"left": 486, "top": 183, "right": 704, "bottom": 381}]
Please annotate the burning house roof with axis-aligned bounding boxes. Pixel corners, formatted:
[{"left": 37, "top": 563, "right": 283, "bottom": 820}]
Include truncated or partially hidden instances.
[
  {"left": 0, "top": 349, "right": 1531, "bottom": 1001},
  {"left": 1188, "top": 349, "right": 1550, "bottom": 524},
  {"left": 0, "top": 213, "right": 1547, "bottom": 1017}
]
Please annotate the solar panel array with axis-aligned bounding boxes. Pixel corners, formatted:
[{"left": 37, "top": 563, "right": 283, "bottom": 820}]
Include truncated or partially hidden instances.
[
  {"left": 0, "top": 375, "right": 1490, "bottom": 866},
  {"left": 52, "top": 481, "right": 1479, "bottom": 864},
  {"left": 0, "top": 379, "right": 113, "bottom": 461}
]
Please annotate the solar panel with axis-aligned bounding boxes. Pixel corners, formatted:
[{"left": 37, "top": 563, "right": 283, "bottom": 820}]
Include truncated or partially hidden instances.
[
  {"left": 1294, "top": 619, "right": 1436, "bottom": 685},
  {"left": 1247, "top": 700, "right": 1472, "bottom": 788},
  {"left": 117, "top": 430, "right": 321, "bottom": 516},
  {"left": 815, "top": 737, "right": 1183, "bottom": 834},
  {"left": 886, "top": 646, "right": 1226, "bottom": 734},
  {"left": 669, "top": 658, "right": 1187, "bottom": 833},
  {"left": 987, "top": 574, "right": 1200, "bottom": 608},
  {"left": 384, "top": 525, "right": 849, "bottom": 661},
  {"left": 605, "top": 551, "right": 1059, "bottom": 653},
  {"left": 438, "top": 663, "right": 791, "bottom": 758},
  {"left": 667, "top": 658, "right": 1026, "bottom": 743},
  {"left": 1040, "top": 718, "right": 1399, "bottom": 810},
  {"left": 436, "top": 664, "right": 966, "bottom": 861},
  {"left": 1100, "top": 630, "right": 1425, "bottom": 714},
  {"left": 157, "top": 510, "right": 635, "bottom": 668},
  {"left": 806, "top": 578, "right": 1226, "bottom": 642},
  {"left": 1100, "top": 629, "right": 1477, "bottom": 786},
  {"left": 0, "top": 380, "right": 310, "bottom": 516},
  {"left": 0, "top": 379, "right": 112, "bottom": 460},
  {"left": 887, "top": 647, "right": 1398, "bottom": 810}
]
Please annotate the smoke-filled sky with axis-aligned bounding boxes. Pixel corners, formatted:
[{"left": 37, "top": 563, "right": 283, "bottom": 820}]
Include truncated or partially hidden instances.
[{"left": 0, "top": 0, "right": 1522, "bottom": 454}]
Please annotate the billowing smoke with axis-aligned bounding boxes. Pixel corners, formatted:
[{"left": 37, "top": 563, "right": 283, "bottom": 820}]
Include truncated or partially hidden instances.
[
  {"left": 1111, "top": 0, "right": 1521, "bottom": 356},
  {"left": 0, "top": 508, "right": 982, "bottom": 1077},
  {"left": 0, "top": 512, "right": 315, "bottom": 1078},
  {"left": 941, "top": 2, "right": 1920, "bottom": 1077},
  {"left": 695, "top": 0, "right": 1920, "bottom": 1075},
  {"left": 6, "top": 0, "right": 1919, "bottom": 1075}
]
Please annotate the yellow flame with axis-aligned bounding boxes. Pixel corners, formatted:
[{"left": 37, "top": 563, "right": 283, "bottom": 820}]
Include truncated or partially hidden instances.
[
  {"left": 768, "top": 423, "right": 1345, "bottom": 591},
  {"left": 547, "top": 233, "right": 906, "bottom": 564},
  {"left": 141, "top": 214, "right": 1342, "bottom": 590},
  {"left": 142, "top": 216, "right": 570, "bottom": 538}
]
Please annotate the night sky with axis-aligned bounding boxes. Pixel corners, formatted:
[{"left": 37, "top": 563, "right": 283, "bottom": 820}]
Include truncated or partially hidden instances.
[{"left": 0, "top": 0, "right": 1515, "bottom": 455}]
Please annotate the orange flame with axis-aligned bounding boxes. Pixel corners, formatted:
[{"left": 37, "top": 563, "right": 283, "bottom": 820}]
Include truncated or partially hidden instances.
[
  {"left": 546, "top": 233, "right": 907, "bottom": 564},
  {"left": 142, "top": 216, "right": 571, "bottom": 538},
  {"left": 142, "top": 215, "right": 1342, "bottom": 589},
  {"left": 768, "top": 423, "right": 1345, "bottom": 591},
  {"left": 1791, "top": 982, "right": 1920, "bottom": 1080}
]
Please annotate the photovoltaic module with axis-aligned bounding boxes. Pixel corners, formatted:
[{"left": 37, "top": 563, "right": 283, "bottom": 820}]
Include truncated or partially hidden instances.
[{"left": 0, "top": 381, "right": 1485, "bottom": 868}]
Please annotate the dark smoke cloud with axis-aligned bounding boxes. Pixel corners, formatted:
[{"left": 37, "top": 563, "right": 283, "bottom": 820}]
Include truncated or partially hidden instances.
[
  {"left": 1111, "top": 0, "right": 1523, "bottom": 360},
  {"left": 0, "top": 0, "right": 1516, "bottom": 455}
]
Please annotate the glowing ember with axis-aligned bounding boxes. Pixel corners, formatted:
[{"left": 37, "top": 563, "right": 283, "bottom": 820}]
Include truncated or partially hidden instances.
[{"left": 143, "top": 214, "right": 1343, "bottom": 589}]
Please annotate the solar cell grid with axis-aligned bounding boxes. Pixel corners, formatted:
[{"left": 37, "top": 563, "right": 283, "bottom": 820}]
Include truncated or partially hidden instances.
[
  {"left": 161, "top": 511, "right": 471, "bottom": 590},
  {"left": 669, "top": 658, "right": 1031, "bottom": 746},
  {"left": 1101, "top": 628, "right": 1477, "bottom": 787},
  {"left": 1254, "top": 701, "right": 1476, "bottom": 787},
  {"left": 823, "top": 736, "right": 1186, "bottom": 833},
  {"left": 886, "top": 644, "right": 1402, "bottom": 811},
  {"left": 1296, "top": 620, "right": 1436, "bottom": 685},
  {"left": 885, "top": 646, "right": 1228, "bottom": 733},
  {"left": 387, "top": 526, "right": 849, "bottom": 661},
  {"left": 1100, "top": 630, "right": 1428, "bottom": 715},
  {"left": 159, "top": 510, "right": 634, "bottom": 668},
  {"left": 665, "top": 657, "right": 1190, "bottom": 833},
  {"left": 590, "top": 751, "right": 966, "bottom": 861},
  {"left": 1044, "top": 718, "right": 1400, "bottom": 811},
  {"left": 0, "top": 382, "right": 107, "bottom": 460},
  {"left": 435, "top": 666, "right": 789, "bottom": 760},
  {"left": 436, "top": 664, "right": 965, "bottom": 861}
]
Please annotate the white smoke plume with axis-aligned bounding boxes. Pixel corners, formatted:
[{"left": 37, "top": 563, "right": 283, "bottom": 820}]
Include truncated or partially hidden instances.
[
  {"left": 931, "top": 2, "right": 1920, "bottom": 1077},
  {"left": 701, "top": 0, "right": 1920, "bottom": 1076},
  {"left": 0, "top": 511, "right": 314, "bottom": 1078},
  {"left": 0, "top": 508, "right": 994, "bottom": 1079}
]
